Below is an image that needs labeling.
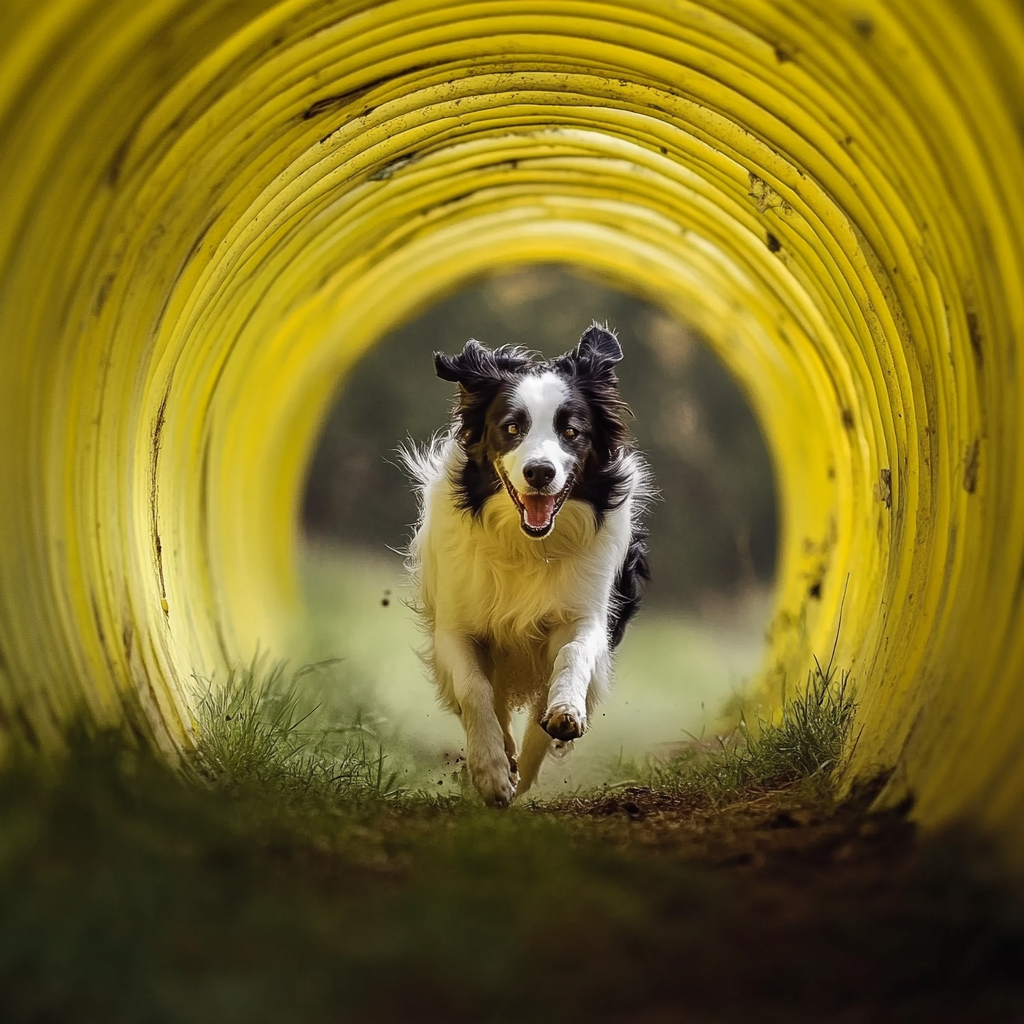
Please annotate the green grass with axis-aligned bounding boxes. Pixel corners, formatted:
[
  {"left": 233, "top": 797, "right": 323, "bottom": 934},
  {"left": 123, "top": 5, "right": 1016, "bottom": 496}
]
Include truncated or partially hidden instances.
[
  {"left": 192, "top": 639, "right": 856, "bottom": 812},
  {"left": 651, "top": 651, "right": 858, "bottom": 805},
  {"left": 189, "top": 655, "right": 403, "bottom": 801},
  {"left": 0, "top": 684, "right": 715, "bottom": 1024},
  {"left": 183, "top": 637, "right": 855, "bottom": 817},
  {"left": 2, "top": 657, "right": 1022, "bottom": 1024}
]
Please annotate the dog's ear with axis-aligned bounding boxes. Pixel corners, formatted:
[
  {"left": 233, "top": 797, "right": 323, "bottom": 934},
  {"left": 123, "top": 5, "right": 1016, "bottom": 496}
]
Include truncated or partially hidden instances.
[
  {"left": 435, "top": 340, "right": 517, "bottom": 453},
  {"left": 433, "top": 339, "right": 500, "bottom": 391},
  {"left": 562, "top": 322, "right": 623, "bottom": 378},
  {"left": 557, "top": 323, "right": 631, "bottom": 458},
  {"left": 578, "top": 322, "right": 623, "bottom": 366}
]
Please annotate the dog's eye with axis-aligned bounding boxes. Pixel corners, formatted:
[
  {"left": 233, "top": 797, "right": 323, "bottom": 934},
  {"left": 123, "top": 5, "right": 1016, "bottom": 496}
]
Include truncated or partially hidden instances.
[
  {"left": 506, "top": 423, "right": 519, "bottom": 436},
  {"left": 563, "top": 427, "right": 578, "bottom": 440}
]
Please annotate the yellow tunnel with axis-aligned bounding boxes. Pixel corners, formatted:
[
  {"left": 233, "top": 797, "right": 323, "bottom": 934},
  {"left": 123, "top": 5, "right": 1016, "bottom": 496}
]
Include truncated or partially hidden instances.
[{"left": 1, "top": 1, "right": 1022, "bottom": 861}]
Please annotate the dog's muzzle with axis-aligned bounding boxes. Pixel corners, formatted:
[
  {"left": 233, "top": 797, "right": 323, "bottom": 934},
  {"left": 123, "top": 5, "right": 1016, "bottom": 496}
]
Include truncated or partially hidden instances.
[{"left": 497, "top": 465, "right": 574, "bottom": 538}]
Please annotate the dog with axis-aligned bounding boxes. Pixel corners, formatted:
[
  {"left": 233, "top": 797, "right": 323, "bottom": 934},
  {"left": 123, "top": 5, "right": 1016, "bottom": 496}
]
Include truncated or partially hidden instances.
[{"left": 402, "top": 323, "right": 652, "bottom": 806}]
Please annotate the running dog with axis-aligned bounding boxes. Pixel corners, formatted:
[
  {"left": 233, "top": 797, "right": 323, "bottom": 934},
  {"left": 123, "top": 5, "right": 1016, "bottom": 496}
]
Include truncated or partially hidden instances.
[{"left": 403, "top": 323, "right": 652, "bottom": 805}]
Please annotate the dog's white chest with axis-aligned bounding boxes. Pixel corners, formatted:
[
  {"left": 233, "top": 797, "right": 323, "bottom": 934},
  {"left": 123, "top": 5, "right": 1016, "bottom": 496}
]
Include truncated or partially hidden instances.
[{"left": 428, "top": 492, "right": 602, "bottom": 642}]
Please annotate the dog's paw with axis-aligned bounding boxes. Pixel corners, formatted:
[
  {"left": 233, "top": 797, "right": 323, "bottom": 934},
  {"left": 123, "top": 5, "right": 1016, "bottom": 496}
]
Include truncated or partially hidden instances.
[
  {"left": 469, "top": 751, "right": 518, "bottom": 808},
  {"left": 540, "top": 704, "right": 586, "bottom": 741}
]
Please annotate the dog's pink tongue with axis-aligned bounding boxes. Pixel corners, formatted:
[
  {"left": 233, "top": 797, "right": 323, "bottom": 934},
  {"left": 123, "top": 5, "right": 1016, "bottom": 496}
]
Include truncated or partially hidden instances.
[{"left": 521, "top": 494, "right": 556, "bottom": 530}]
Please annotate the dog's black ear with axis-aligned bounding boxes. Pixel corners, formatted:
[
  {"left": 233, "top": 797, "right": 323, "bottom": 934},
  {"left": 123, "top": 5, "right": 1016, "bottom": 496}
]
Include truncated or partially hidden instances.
[
  {"left": 433, "top": 339, "right": 500, "bottom": 390},
  {"left": 555, "top": 322, "right": 632, "bottom": 457},
  {"left": 578, "top": 322, "right": 623, "bottom": 365},
  {"left": 562, "top": 322, "right": 623, "bottom": 378}
]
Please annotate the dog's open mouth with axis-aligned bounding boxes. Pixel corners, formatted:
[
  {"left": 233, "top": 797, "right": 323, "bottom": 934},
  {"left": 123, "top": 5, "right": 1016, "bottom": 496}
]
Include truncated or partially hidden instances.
[{"left": 498, "top": 467, "right": 574, "bottom": 538}]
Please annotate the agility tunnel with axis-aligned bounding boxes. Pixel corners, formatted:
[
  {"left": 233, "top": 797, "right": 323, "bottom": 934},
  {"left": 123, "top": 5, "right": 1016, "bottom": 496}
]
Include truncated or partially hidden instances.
[{"left": 1, "top": 0, "right": 1022, "bottom": 861}]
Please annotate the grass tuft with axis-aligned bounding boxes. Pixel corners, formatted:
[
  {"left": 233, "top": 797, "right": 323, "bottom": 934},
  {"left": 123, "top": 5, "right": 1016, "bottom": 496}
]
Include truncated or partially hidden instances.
[
  {"left": 189, "top": 654, "right": 402, "bottom": 801},
  {"left": 652, "top": 653, "right": 858, "bottom": 806}
]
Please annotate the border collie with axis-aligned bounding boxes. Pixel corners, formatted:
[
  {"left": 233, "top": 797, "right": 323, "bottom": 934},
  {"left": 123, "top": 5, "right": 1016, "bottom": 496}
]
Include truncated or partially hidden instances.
[{"left": 403, "top": 323, "right": 652, "bottom": 806}]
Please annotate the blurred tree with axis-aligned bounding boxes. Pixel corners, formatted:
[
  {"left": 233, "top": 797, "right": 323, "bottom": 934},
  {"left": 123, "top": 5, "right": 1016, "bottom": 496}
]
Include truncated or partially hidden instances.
[{"left": 302, "top": 265, "right": 776, "bottom": 609}]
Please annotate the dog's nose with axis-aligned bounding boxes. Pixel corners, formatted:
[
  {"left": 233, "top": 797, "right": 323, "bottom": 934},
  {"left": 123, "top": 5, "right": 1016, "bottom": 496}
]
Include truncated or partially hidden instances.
[{"left": 523, "top": 461, "right": 556, "bottom": 489}]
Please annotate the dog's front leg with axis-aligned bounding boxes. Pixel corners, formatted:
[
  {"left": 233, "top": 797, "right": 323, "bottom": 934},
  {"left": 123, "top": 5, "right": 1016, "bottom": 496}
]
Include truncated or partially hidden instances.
[
  {"left": 434, "top": 630, "right": 517, "bottom": 807},
  {"left": 541, "top": 619, "right": 611, "bottom": 742}
]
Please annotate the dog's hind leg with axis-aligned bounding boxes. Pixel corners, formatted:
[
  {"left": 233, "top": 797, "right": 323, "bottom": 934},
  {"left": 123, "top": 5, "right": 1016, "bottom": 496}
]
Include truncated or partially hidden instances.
[
  {"left": 515, "top": 715, "right": 555, "bottom": 797},
  {"left": 434, "top": 630, "right": 517, "bottom": 807},
  {"left": 494, "top": 686, "right": 520, "bottom": 786}
]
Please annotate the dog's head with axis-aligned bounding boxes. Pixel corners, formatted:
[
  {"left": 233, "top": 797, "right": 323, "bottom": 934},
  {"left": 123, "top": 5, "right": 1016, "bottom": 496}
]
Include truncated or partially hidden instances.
[{"left": 435, "top": 323, "right": 631, "bottom": 538}]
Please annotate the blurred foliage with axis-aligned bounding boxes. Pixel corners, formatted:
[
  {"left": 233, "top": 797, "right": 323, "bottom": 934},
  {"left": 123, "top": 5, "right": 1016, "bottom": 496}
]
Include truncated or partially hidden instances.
[{"left": 303, "top": 265, "right": 777, "bottom": 608}]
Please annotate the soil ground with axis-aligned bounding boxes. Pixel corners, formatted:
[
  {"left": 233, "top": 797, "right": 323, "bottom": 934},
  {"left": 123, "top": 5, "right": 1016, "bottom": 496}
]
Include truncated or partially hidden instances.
[
  {"left": 3, "top": 744, "right": 1022, "bottom": 1024},
  {"left": 544, "top": 779, "right": 1024, "bottom": 1023}
]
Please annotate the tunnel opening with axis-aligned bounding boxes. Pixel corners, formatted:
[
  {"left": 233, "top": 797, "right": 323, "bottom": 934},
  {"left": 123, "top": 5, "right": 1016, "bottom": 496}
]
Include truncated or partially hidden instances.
[{"left": 297, "top": 263, "right": 779, "bottom": 790}]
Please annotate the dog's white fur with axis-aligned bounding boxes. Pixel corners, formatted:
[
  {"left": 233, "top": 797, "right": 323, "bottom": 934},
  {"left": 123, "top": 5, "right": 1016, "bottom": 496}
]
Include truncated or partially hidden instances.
[
  {"left": 501, "top": 373, "right": 573, "bottom": 495},
  {"left": 403, "top": 410, "right": 648, "bottom": 805}
]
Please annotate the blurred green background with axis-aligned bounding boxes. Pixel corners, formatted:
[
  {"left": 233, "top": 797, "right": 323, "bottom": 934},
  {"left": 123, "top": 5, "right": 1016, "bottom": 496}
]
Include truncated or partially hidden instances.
[{"left": 297, "top": 265, "right": 779, "bottom": 785}]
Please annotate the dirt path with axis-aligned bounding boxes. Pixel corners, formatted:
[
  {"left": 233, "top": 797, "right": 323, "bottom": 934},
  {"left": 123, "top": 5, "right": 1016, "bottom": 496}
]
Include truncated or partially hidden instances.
[
  {"left": 3, "top": 747, "right": 1023, "bottom": 1024},
  {"left": 534, "top": 779, "right": 1024, "bottom": 1024}
]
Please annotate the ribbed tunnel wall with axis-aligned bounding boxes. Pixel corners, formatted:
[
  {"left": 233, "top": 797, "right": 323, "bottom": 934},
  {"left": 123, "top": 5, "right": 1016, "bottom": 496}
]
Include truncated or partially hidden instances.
[{"left": 1, "top": 1, "right": 1022, "bottom": 859}]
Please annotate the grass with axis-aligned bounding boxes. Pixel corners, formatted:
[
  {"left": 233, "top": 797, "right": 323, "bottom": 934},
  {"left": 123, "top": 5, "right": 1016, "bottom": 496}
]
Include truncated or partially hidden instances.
[
  {"left": 0, "top": 692, "right": 708, "bottom": 1024},
  {"left": 1, "top": 656, "right": 1022, "bottom": 1024},
  {"left": 651, "top": 652, "right": 858, "bottom": 806},
  {"left": 182, "top": 635, "right": 857, "bottom": 817},
  {"left": 189, "top": 655, "right": 402, "bottom": 800}
]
